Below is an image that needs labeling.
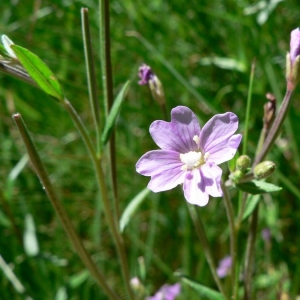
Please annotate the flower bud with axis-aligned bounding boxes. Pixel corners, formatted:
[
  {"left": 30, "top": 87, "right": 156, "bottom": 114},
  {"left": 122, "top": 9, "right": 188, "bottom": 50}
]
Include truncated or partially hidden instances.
[
  {"left": 263, "top": 93, "right": 276, "bottom": 131},
  {"left": 236, "top": 155, "right": 251, "bottom": 171},
  {"left": 290, "top": 28, "right": 300, "bottom": 65},
  {"left": 287, "top": 28, "right": 300, "bottom": 90},
  {"left": 230, "top": 169, "right": 244, "bottom": 183},
  {"left": 138, "top": 64, "right": 166, "bottom": 106},
  {"left": 130, "top": 277, "right": 145, "bottom": 297},
  {"left": 253, "top": 161, "right": 276, "bottom": 179}
]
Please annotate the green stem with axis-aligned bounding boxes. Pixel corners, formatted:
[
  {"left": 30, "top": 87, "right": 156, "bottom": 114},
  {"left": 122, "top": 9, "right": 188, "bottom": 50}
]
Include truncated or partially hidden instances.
[
  {"left": 243, "top": 205, "right": 259, "bottom": 300},
  {"left": 187, "top": 205, "right": 227, "bottom": 299},
  {"left": 99, "top": 0, "right": 119, "bottom": 219},
  {"left": 63, "top": 99, "right": 134, "bottom": 300},
  {"left": 95, "top": 158, "right": 135, "bottom": 300},
  {"left": 81, "top": 8, "right": 101, "bottom": 149},
  {"left": 13, "top": 113, "right": 120, "bottom": 300},
  {"left": 243, "top": 59, "right": 256, "bottom": 155},
  {"left": 221, "top": 182, "right": 237, "bottom": 299},
  {"left": 63, "top": 99, "right": 97, "bottom": 162}
]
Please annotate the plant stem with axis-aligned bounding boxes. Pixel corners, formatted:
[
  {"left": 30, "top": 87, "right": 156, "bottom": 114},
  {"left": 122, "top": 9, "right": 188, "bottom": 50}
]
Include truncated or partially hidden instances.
[
  {"left": 94, "top": 157, "right": 135, "bottom": 300},
  {"left": 187, "top": 205, "right": 227, "bottom": 299},
  {"left": 254, "top": 89, "right": 293, "bottom": 165},
  {"left": 243, "top": 59, "right": 256, "bottom": 155},
  {"left": 63, "top": 99, "right": 135, "bottom": 300},
  {"left": 221, "top": 182, "right": 237, "bottom": 299},
  {"left": 243, "top": 205, "right": 259, "bottom": 300},
  {"left": 99, "top": 0, "right": 119, "bottom": 219},
  {"left": 13, "top": 113, "right": 120, "bottom": 300},
  {"left": 81, "top": 8, "right": 101, "bottom": 150}
]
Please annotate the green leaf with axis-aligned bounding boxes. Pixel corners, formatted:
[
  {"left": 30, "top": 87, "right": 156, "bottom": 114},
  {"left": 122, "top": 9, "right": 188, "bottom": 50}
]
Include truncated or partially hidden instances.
[
  {"left": 236, "top": 180, "right": 282, "bottom": 194},
  {"left": 11, "top": 45, "right": 64, "bottom": 101},
  {"left": 180, "top": 275, "right": 225, "bottom": 300},
  {"left": 119, "top": 188, "right": 150, "bottom": 232},
  {"left": 101, "top": 81, "right": 130, "bottom": 146},
  {"left": 68, "top": 270, "right": 89, "bottom": 288},
  {"left": 242, "top": 194, "right": 261, "bottom": 220}
]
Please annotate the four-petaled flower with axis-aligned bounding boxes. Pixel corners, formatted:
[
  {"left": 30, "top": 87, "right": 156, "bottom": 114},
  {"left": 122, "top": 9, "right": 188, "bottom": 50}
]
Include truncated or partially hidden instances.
[{"left": 136, "top": 106, "right": 242, "bottom": 206}]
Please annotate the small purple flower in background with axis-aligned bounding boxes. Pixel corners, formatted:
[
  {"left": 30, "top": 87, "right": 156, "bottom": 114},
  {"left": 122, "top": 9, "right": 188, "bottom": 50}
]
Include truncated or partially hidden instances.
[
  {"left": 261, "top": 228, "right": 271, "bottom": 242},
  {"left": 289, "top": 28, "right": 300, "bottom": 66},
  {"left": 136, "top": 106, "right": 242, "bottom": 206},
  {"left": 146, "top": 283, "right": 181, "bottom": 300},
  {"left": 216, "top": 255, "right": 232, "bottom": 278}
]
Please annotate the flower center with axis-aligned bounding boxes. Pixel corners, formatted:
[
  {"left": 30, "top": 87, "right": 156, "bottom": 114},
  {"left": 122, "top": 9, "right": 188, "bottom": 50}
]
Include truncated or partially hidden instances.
[{"left": 180, "top": 151, "right": 209, "bottom": 171}]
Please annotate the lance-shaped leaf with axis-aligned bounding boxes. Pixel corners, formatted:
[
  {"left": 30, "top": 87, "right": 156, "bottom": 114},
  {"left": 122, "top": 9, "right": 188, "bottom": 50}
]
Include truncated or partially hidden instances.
[
  {"left": 180, "top": 275, "right": 225, "bottom": 300},
  {"left": 242, "top": 194, "right": 261, "bottom": 220},
  {"left": 119, "top": 188, "right": 150, "bottom": 232},
  {"left": 11, "top": 45, "right": 64, "bottom": 101},
  {"left": 101, "top": 80, "right": 130, "bottom": 146},
  {"left": 236, "top": 180, "right": 282, "bottom": 194}
]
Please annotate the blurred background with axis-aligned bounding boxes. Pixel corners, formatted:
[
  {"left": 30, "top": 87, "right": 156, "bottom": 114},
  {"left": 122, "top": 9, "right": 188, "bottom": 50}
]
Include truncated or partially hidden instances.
[{"left": 0, "top": 0, "right": 300, "bottom": 299}]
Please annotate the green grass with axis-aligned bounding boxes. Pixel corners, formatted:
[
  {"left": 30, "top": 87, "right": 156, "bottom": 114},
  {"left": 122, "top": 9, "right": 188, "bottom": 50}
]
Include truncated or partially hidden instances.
[{"left": 1, "top": 0, "right": 300, "bottom": 299}]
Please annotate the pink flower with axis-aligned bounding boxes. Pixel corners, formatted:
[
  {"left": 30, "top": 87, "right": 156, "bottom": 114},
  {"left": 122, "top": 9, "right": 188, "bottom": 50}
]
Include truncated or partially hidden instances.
[
  {"left": 290, "top": 28, "right": 300, "bottom": 65},
  {"left": 136, "top": 106, "right": 242, "bottom": 206},
  {"left": 216, "top": 255, "right": 232, "bottom": 278},
  {"left": 147, "top": 283, "right": 181, "bottom": 300}
]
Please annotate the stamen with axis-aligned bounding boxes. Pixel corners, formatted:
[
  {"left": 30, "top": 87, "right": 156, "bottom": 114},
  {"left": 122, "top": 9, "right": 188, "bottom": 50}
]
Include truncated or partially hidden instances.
[{"left": 193, "top": 135, "right": 200, "bottom": 144}]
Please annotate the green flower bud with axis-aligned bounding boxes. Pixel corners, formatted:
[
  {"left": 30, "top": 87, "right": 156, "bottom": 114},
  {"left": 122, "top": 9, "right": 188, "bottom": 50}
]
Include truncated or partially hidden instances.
[
  {"left": 236, "top": 155, "right": 251, "bottom": 171},
  {"left": 254, "top": 161, "right": 276, "bottom": 179},
  {"left": 230, "top": 169, "right": 244, "bottom": 183}
]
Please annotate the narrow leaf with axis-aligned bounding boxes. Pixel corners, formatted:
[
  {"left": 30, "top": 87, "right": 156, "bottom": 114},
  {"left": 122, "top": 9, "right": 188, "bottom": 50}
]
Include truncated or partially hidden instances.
[
  {"left": 242, "top": 194, "right": 261, "bottom": 220},
  {"left": 120, "top": 188, "right": 150, "bottom": 232},
  {"left": 237, "top": 180, "right": 282, "bottom": 194},
  {"left": 11, "top": 45, "right": 64, "bottom": 101},
  {"left": 180, "top": 275, "right": 225, "bottom": 300},
  {"left": 101, "top": 81, "right": 130, "bottom": 146}
]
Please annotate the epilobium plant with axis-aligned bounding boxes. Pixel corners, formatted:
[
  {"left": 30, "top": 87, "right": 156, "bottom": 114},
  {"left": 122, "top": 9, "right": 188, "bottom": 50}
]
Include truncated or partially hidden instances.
[
  {"left": 0, "top": 2, "right": 298, "bottom": 299},
  {"left": 136, "top": 106, "right": 242, "bottom": 206}
]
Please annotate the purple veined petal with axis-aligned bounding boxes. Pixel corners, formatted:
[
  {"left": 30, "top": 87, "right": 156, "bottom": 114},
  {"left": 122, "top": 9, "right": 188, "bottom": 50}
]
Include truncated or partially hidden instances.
[
  {"left": 183, "top": 170, "right": 209, "bottom": 206},
  {"left": 200, "top": 163, "right": 223, "bottom": 197},
  {"left": 136, "top": 150, "right": 185, "bottom": 192},
  {"left": 199, "top": 112, "right": 242, "bottom": 165},
  {"left": 150, "top": 106, "right": 201, "bottom": 153},
  {"left": 207, "top": 134, "right": 242, "bottom": 165}
]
